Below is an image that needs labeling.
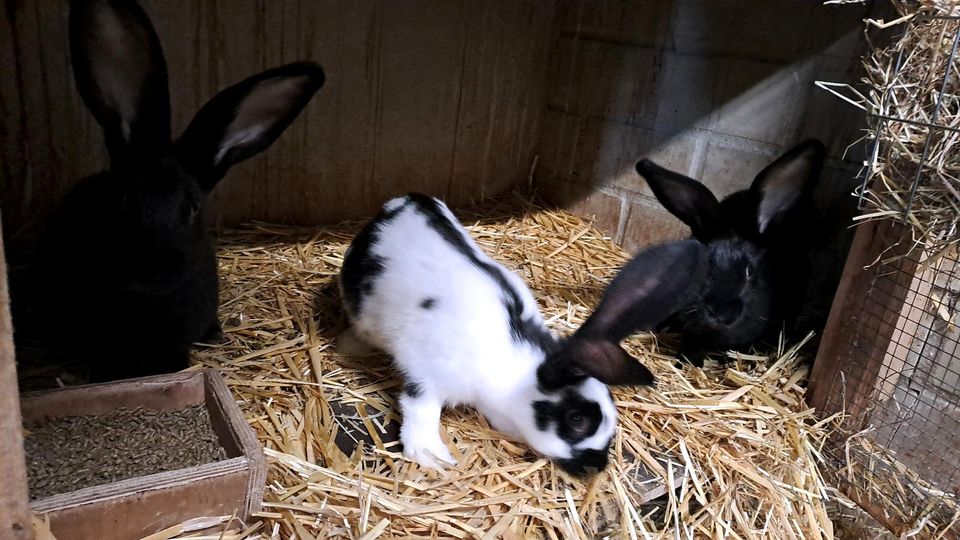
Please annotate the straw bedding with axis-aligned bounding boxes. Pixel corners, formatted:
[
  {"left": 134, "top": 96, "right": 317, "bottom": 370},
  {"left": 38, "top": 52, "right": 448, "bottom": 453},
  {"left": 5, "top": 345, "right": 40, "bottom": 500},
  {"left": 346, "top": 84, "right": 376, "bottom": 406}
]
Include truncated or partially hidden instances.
[{"left": 150, "top": 194, "right": 833, "bottom": 539}]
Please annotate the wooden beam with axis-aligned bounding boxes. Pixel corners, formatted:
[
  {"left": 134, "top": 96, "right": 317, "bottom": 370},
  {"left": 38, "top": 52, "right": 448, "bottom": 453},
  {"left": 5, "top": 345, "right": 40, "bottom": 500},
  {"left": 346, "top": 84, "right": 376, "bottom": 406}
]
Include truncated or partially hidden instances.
[
  {"left": 808, "top": 219, "right": 917, "bottom": 423},
  {"left": 0, "top": 211, "right": 34, "bottom": 539}
]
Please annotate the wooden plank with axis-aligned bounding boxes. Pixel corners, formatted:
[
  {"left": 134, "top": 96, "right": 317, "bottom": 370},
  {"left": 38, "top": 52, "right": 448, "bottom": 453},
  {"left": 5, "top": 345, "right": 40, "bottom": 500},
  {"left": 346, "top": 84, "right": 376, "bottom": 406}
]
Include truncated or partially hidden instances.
[
  {"left": 265, "top": 0, "right": 383, "bottom": 224},
  {"left": 873, "top": 262, "right": 933, "bottom": 405},
  {"left": 30, "top": 457, "right": 248, "bottom": 514},
  {"left": 836, "top": 479, "right": 909, "bottom": 537},
  {"left": 40, "top": 467, "right": 250, "bottom": 540},
  {"left": 808, "top": 220, "right": 917, "bottom": 423},
  {"left": 0, "top": 213, "right": 33, "bottom": 539},
  {"left": 371, "top": 0, "right": 469, "bottom": 204},
  {"left": 22, "top": 370, "right": 265, "bottom": 537},
  {"left": 0, "top": 9, "right": 28, "bottom": 242},
  {"left": 449, "top": 1, "right": 556, "bottom": 203},
  {"left": 6, "top": 0, "right": 108, "bottom": 244},
  {"left": 20, "top": 371, "right": 207, "bottom": 424},
  {"left": 205, "top": 370, "right": 266, "bottom": 517}
]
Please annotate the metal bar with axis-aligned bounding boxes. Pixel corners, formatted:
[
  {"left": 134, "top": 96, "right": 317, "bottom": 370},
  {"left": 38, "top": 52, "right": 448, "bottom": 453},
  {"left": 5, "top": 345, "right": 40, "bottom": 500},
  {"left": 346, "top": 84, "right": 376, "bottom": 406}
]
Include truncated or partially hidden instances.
[
  {"left": 902, "top": 23, "right": 960, "bottom": 222},
  {"left": 858, "top": 117, "right": 884, "bottom": 210},
  {"left": 866, "top": 113, "right": 960, "bottom": 134},
  {"left": 860, "top": 19, "right": 913, "bottom": 209}
]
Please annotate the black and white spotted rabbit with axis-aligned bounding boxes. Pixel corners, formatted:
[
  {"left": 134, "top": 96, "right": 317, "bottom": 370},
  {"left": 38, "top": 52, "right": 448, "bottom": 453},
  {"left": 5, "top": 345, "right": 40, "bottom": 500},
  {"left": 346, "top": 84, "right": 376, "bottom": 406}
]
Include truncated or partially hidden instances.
[
  {"left": 635, "top": 140, "right": 825, "bottom": 365},
  {"left": 32, "top": 0, "right": 324, "bottom": 381},
  {"left": 339, "top": 194, "right": 707, "bottom": 475}
]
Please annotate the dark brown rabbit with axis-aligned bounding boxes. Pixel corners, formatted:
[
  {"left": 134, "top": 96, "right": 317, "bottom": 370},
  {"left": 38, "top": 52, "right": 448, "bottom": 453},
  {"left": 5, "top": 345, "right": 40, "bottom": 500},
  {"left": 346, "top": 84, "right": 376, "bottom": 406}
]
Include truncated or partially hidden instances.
[
  {"left": 32, "top": 0, "right": 324, "bottom": 381},
  {"left": 634, "top": 140, "right": 825, "bottom": 365}
]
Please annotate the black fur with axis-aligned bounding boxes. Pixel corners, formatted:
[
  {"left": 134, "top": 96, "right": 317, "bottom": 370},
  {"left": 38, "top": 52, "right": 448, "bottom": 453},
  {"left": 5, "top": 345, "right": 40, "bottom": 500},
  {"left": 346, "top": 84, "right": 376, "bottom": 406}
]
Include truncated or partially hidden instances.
[
  {"left": 30, "top": 0, "right": 324, "bottom": 381},
  {"left": 340, "top": 203, "right": 406, "bottom": 316},
  {"left": 667, "top": 238, "right": 770, "bottom": 360},
  {"left": 636, "top": 139, "right": 825, "bottom": 364},
  {"left": 533, "top": 392, "right": 609, "bottom": 473},
  {"left": 533, "top": 391, "right": 603, "bottom": 443},
  {"left": 555, "top": 447, "right": 611, "bottom": 477},
  {"left": 403, "top": 381, "right": 422, "bottom": 398},
  {"left": 419, "top": 298, "right": 436, "bottom": 309},
  {"left": 35, "top": 164, "right": 220, "bottom": 381}
]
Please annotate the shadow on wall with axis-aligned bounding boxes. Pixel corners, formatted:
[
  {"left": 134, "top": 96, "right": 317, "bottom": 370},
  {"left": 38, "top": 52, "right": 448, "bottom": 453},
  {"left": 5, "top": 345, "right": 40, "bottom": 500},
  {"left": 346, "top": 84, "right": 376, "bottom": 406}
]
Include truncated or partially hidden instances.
[{"left": 537, "top": 0, "right": 874, "bottom": 254}]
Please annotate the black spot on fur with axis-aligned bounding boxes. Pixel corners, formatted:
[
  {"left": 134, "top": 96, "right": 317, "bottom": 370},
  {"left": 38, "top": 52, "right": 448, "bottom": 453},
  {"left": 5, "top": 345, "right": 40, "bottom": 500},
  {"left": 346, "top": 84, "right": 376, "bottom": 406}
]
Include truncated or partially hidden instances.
[
  {"left": 403, "top": 381, "right": 422, "bottom": 398},
  {"left": 340, "top": 200, "right": 407, "bottom": 315},
  {"left": 555, "top": 446, "right": 610, "bottom": 476},
  {"left": 405, "top": 194, "right": 558, "bottom": 351},
  {"left": 533, "top": 401, "right": 551, "bottom": 431},
  {"left": 532, "top": 391, "right": 602, "bottom": 444},
  {"left": 536, "top": 352, "right": 588, "bottom": 392},
  {"left": 534, "top": 391, "right": 610, "bottom": 475},
  {"left": 420, "top": 297, "right": 436, "bottom": 309}
]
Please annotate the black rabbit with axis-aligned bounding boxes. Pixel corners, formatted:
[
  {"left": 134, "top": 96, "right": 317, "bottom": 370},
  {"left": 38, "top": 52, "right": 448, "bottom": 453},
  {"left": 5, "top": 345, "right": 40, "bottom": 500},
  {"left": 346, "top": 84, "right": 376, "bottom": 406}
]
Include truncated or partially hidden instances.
[
  {"left": 31, "top": 0, "right": 324, "bottom": 381},
  {"left": 634, "top": 140, "right": 825, "bottom": 365}
]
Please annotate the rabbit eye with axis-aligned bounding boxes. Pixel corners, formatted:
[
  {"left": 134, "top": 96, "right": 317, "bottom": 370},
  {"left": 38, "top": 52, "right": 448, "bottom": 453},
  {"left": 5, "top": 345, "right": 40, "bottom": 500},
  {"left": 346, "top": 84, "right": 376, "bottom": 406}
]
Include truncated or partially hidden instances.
[
  {"left": 745, "top": 264, "right": 754, "bottom": 280},
  {"left": 566, "top": 410, "right": 586, "bottom": 431}
]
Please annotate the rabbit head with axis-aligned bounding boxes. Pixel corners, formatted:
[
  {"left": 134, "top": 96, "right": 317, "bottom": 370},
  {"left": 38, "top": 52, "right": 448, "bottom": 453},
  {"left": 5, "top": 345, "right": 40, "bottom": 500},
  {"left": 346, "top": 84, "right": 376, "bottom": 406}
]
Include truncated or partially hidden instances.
[
  {"left": 635, "top": 140, "right": 825, "bottom": 357},
  {"left": 69, "top": 0, "right": 325, "bottom": 246}
]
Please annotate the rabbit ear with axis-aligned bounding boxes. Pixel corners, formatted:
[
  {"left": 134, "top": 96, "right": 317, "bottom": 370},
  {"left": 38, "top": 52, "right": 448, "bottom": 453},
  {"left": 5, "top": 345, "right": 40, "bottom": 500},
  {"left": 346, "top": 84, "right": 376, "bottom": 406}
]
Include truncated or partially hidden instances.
[
  {"left": 555, "top": 339, "right": 656, "bottom": 387},
  {"left": 577, "top": 239, "right": 708, "bottom": 342},
  {"left": 635, "top": 160, "right": 723, "bottom": 241},
  {"left": 540, "top": 240, "right": 707, "bottom": 390},
  {"left": 69, "top": 0, "right": 171, "bottom": 163},
  {"left": 177, "top": 62, "right": 325, "bottom": 191},
  {"left": 751, "top": 139, "right": 824, "bottom": 234}
]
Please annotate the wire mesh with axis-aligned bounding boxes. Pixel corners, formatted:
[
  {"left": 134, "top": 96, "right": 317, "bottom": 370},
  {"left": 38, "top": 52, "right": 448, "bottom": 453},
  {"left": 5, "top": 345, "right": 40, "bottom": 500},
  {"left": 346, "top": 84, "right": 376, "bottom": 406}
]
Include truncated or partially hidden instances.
[{"left": 820, "top": 233, "right": 960, "bottom": 534}]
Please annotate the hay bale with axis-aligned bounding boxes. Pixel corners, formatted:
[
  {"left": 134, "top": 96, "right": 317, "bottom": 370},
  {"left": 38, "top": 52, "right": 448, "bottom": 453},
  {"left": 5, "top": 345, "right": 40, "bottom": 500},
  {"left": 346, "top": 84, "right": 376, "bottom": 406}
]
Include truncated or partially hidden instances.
[
  {"left": 822, "top": 1, "right": 960, "bottom": 255},
  {"left": 168, "top": 193, "right": 834, "bottom": 539}
]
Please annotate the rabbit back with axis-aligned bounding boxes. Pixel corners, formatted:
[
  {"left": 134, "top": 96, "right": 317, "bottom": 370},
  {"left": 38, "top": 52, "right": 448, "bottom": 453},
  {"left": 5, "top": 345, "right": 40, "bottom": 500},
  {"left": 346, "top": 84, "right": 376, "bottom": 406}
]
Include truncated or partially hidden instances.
[{"left": 340, "top": 194, "right": 554, "bottom": 405}]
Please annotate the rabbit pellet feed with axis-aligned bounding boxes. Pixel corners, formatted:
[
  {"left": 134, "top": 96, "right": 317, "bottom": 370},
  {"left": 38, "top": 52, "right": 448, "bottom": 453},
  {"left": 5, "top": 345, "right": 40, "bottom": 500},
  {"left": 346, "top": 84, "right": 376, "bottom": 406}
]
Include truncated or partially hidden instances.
[{"left": 25, "top": 405, "right": 226, "bottom": 499}]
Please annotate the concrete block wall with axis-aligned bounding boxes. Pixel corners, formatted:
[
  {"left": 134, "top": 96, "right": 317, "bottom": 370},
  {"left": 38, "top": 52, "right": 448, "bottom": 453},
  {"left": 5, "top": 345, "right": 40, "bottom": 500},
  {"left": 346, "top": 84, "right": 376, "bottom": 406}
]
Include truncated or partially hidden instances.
[{"left": 536, "top": 0, "right": 874, "bottom": 254}]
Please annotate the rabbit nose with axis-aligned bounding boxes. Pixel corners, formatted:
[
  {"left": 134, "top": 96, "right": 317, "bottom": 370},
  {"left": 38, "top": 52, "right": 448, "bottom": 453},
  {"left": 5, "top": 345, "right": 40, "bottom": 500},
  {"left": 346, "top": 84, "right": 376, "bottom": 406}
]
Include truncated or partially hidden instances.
[{"left": 707, "top": 300, "right": 742, "bottom": 325}]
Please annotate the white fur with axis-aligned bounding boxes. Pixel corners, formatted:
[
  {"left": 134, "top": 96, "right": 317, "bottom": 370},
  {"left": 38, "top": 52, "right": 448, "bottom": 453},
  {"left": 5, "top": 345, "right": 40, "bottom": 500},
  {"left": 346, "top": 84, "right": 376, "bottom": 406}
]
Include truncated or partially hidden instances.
[{"left": 342, "top": 195, "right": 617, "bottom": 469}]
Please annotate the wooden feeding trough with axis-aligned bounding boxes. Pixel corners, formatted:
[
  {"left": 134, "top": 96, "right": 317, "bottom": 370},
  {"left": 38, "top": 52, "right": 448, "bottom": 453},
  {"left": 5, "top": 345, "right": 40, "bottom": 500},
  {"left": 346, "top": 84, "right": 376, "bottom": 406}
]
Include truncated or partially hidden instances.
[{"left": 22, "top": 370, "right": 266, "bottom": 540}]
